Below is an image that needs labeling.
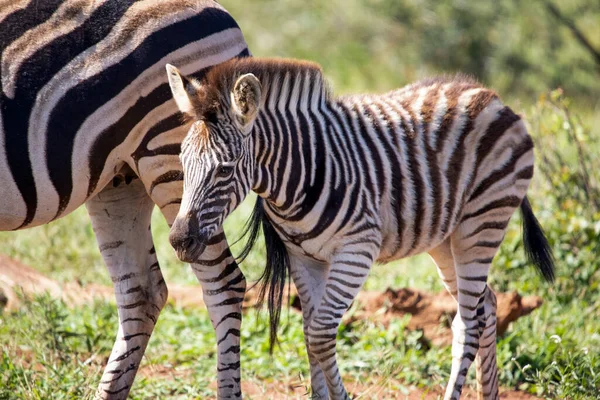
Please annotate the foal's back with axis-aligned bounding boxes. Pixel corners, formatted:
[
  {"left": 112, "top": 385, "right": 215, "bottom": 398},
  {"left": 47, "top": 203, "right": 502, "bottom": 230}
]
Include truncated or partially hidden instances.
[{"left": 336, "top": 77, "right": 533, "bottom": 262}]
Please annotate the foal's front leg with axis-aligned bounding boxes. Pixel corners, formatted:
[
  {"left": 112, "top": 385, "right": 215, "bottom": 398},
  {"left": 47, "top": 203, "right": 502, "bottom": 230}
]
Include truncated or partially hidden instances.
[
  {"left": 305, "top": 242, "right": 378, "bottom": 400},
  {"left": 189, "top": 229, "right": 246, "bottom": 399},
  {"left": 289, "top": 255, "right": 330, "bottom": 399},
  {"left": 141, "top": 166, "right": 246, "bottom": 398}
]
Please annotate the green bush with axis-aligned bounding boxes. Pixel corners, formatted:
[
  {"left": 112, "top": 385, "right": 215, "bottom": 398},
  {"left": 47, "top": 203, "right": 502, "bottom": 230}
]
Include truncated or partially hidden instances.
[{"left": 490, "top": 90, "right": 600, "bottom": 398}]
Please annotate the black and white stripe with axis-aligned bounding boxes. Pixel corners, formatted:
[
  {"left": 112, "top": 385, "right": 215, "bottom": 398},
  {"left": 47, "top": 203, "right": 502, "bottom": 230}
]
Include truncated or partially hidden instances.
[
  {"left": 1, "top": 1, "right": 249, "bottom": 398},
  {"left": 170, "top": 57, "right": 554, "bottom": 400}
]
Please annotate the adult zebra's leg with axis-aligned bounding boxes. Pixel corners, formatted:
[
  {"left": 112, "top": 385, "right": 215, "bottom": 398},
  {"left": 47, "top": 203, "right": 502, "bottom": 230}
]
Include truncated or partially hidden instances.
[
  {"left": 289, "top": 255, "right": 329, "bottom": 399},
  {"left": 189, "top": 229, "right": 246, "bottom": 400},
  {"left": 443, "top": 215, "right": 507, "bottom": 400},
  {"left": 307, "top": 243, "right": 378, "bottom": 400},
  {"left": 86, "top": 177, "right": 167, "bottom": 400}
]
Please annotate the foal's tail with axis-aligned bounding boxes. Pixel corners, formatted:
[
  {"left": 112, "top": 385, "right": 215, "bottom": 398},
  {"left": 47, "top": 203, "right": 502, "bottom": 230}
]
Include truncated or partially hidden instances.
[{"left": 520, "top": 197, "right": 555, "bottom": 282}]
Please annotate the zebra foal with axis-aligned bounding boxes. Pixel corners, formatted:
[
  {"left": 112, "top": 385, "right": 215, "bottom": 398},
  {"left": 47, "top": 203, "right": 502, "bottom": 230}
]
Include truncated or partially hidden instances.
[
  {"left": 168, "top": 57, "right": 555, "bottom": 399},
  {"left": 0, "top": 1, "right": 250, "bottom": 398}
]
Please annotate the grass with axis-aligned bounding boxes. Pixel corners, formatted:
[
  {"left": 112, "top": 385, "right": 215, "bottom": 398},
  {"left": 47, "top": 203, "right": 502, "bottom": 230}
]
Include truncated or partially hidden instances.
[{"left": 1, "top": 189, "right": 599, "bottom": 399}]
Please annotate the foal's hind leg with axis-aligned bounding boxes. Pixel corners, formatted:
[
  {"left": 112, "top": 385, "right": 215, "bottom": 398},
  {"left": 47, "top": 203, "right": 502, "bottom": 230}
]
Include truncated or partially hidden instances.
[
  {"left": 430, "top": 237, "right": 500, "bottom": 399},
  {"left": 475, "top": 287, "right": 499, "bottom": 400},
  {"left": 442, "top": 213, "right": 509, "bottom": 400},
  {"left": 87, "top": 177, "right": 168, "bottom": 400}
]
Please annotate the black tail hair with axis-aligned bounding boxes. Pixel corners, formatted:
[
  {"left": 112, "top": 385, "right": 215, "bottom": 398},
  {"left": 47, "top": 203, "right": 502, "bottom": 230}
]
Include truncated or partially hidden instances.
[
  {"left": 520, "top": 196, "right": 555, "bottom": 282},
  {"left": 236, "top": 197, "right": 290, "bottom": 353}
]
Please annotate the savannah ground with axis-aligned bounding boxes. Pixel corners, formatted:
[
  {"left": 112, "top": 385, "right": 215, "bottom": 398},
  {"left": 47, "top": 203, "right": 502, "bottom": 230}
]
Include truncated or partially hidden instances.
[{"left": 1, "top": 1, "right": 600, "bottom": 399}]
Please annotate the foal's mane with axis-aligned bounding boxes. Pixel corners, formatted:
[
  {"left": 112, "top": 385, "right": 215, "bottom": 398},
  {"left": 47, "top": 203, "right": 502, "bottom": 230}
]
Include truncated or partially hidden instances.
[{"left": 195, "top": 57, "right": 332, "bottom": 118}]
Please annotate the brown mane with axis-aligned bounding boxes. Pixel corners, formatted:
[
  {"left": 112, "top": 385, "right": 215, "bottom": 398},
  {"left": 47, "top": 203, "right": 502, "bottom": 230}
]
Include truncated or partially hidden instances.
[{"left": 193, "top": 57, "right": 331, "bottom": 119}]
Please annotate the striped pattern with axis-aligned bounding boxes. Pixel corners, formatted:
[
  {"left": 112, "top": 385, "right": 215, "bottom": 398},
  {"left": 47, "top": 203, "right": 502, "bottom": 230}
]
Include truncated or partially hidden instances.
[
  {"left": 171, "top": 57, "right": 553, "bottom": 400},
  {"left": 0, "top": 2, "right": 249, "bottom": 399}
]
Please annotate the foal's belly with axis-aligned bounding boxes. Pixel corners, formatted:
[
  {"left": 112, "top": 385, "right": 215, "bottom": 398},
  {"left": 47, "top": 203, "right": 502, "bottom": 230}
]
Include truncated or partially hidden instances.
[
  {"left": 376, "top": 237, "right": 439, "bottom": 264},
  {"left": 376, "top": 219, "right": 453, "bottom": 264}
]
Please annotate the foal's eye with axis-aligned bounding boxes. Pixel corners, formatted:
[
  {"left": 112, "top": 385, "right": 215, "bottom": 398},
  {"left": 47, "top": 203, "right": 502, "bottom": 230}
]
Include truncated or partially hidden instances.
[{"left": 216, "top": 165, "right": 234, "bottom": 178}]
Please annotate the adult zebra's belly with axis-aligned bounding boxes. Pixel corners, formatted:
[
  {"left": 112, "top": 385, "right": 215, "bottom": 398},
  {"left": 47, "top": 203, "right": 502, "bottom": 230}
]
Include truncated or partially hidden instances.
[
  {"left": 0, "top": 130, "right": 119, "bottom": 231},
  {"left": 0, "top": 143, "right": 28, "bottom": 231}
]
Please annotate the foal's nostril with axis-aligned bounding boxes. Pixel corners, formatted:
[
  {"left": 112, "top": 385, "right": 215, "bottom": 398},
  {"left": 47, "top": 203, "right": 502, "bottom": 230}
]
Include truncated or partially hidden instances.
[
  {"left": 170, "top": 235, "right": 196, "bottom": 253},
  {"left": 181, "top": 236, "right": 196, "bottom": 252},
  {"left": 169, "top": 227, "right": 193, "bottom": 252}
]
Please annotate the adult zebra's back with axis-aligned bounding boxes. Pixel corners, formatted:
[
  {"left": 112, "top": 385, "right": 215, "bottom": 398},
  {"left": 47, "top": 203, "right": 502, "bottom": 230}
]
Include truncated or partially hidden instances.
[{"left": 0, "top": 1, "right": 249, "bottom": 398}]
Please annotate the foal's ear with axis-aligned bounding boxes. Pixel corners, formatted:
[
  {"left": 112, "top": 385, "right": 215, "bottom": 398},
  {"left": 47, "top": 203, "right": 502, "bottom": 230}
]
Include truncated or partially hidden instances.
[
  {"left": 230, "top": 73, "right": 261, "bottom": 131},
  {"left": 166, "top": 64, "right": 203, "bottom": 118}
]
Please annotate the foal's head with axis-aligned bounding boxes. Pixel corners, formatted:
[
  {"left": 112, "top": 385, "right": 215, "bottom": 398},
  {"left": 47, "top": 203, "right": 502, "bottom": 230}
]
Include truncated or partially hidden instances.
[{"left": 166, "top": 61, "right": 262, "bottom": 262}]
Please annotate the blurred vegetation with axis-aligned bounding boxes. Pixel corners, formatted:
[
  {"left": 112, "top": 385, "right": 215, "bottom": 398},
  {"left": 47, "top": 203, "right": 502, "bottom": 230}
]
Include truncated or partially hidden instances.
[
  {"left": 224, "top": 0, "right": 600, "bottom": 111},
  {"left": 1, "top": 0, "right": 600, "bottom": 398},
  {"left": 491, "top": 90, "right": 600, "bottom": 398}
]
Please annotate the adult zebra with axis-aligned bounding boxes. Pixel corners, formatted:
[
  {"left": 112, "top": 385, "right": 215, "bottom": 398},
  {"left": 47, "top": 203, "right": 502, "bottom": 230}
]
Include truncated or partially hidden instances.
[
  {"left": 167, "top": 57, "right": 555, "bottom": 400},
  {"left": 0, "top": 1, "right": 249, "bottom": 398}
]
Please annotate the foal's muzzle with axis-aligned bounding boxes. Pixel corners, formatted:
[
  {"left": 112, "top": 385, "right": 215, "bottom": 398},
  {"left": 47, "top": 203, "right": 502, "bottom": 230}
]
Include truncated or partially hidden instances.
[{"left": 169, "top": 217, "right": 208, "bottom": 263}]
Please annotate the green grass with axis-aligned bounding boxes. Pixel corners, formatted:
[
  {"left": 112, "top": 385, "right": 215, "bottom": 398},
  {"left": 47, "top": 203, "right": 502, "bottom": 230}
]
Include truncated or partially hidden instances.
[{"left": 1, "top": 189, "right": 599, "bottom": 398}]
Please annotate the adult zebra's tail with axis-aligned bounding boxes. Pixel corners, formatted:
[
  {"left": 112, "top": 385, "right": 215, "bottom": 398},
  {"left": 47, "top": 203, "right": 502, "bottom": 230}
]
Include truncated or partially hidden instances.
[
  {"left": 238, "top": 197, "right": 290, "bottom": 353},
  {"left": 520, "top": 197, "right": 555, "bottom": 282}
]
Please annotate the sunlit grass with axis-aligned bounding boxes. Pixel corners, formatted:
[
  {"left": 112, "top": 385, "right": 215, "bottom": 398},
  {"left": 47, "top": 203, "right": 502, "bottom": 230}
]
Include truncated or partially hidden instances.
[{"left": 2, "top": 188, "right": 598, "bottom": 399}]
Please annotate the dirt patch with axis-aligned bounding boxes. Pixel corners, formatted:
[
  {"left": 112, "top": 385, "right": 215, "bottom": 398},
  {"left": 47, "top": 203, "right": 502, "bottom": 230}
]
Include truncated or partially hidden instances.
[
  {"left": 0, "top": 254, "right": 206, "bottom": 310},
  {"left": 232, "top": 378, "right": 538, "bottom": 399},
  {"left": 140, "top": 361, "right": 540, "bottom": 399},
  {"left": 345, "top": 287, "right": 543, "bottom": 346},
  {"left": 0, "top": 255, "right": 112, "bottom": 310},
  {"left": 243, "top": 284, "right": 542, "bottom": 347},
  {"left": 0, "top": 255, "right": 542, "bottom": 348}
]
